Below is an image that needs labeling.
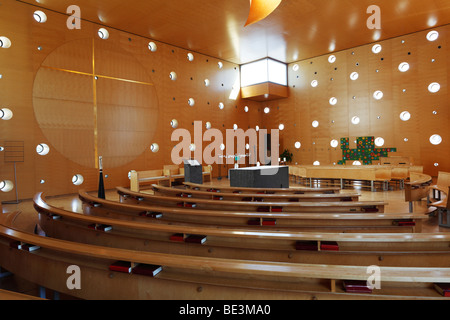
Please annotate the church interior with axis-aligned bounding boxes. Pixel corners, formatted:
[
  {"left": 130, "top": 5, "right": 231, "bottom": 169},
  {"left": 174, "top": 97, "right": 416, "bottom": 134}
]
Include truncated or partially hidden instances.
[{"left": 0, "top": 0, "right": 449, "bottom": 303}]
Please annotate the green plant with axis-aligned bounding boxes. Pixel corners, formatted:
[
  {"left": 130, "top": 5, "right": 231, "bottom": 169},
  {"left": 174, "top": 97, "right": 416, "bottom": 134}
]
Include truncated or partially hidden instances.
[{"left": 280, "top": 149, "right": 293, "bottom": 163}]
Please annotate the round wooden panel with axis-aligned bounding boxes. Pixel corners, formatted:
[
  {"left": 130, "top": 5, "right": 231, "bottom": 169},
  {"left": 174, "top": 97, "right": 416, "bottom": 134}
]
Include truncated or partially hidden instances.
[{"left": 33, "top": 38, "right": 159, "bottom": 169}]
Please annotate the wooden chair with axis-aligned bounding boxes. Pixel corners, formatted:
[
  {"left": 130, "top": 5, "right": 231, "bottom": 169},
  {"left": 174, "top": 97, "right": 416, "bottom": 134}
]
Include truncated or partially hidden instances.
[{"left": 428, "top": 172, "right": 450, "bottom": 227}]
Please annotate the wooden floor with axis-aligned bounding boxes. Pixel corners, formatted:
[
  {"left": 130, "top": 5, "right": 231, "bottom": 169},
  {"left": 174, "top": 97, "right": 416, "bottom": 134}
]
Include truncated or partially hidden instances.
[{"left": 0, "top": 177, "right": 448, "bottom": 300}]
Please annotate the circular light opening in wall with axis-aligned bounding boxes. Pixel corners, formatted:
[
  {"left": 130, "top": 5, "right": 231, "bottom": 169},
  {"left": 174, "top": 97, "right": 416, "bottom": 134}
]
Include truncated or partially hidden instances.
[
  {"left": 372, "top": 44, "right": 382, "bottom": 54},
  {"left": 218, "top": 102, "right": 224, "bottom": 110},
  {"left": 312, "top": 121, "right": 319, "bottom": 128},
  {"left": 264, "top": 107, "right": 270, "bottom": 114},
  {"left": 295, "top": 142, "right": 301, "bottom": 149},
  {"left": 220, "top": 144, "right": 225, "bottom": 151},
  {"left": 205, "top": 122, "right": 212, "bottom": 129},
  {"left": 0, "top": 108, "right": 13, "bottom": 120},
  {"left": 169, "top": 72, "right": 177, "bottom": 81},
  {"left": 72, "top": 174, "right": 84, "bottom": 186},
  {"left": 218, "top": 62, "right": 223, "bottom": 69},
  {"left": 0, "top": 180, "right": 14, "bottom": 192},
  {"left": 398, "top": 62, "right": 410, "bottom": 72},
  {"left": 375, "top": 137, "right": 385, "bottom": 147},
  {"left": 292, "top": 64, "right": 299, "bottom": 71},
  {"left": 148, "top": 42, "right": 157, "bottom": 52},
  {"left": 255, "top": 125, "right": 260, "bottom": 132},
  {"left": 350, "top": 72, "right": 359, "bottom": 80},
  {"left": 0, "top": 146, "right": 3, "bottom": 152},
  {"left": 311, "top": 80, "right": 318, "bottom": 87},
  {"left": 151, "top": 143, "right": 160, "bottom": 153},
  {"left": 33, "top": 10, "right": 47, "bottom": 23},
  {"left": 171, "top": 119, "right": 178, "bottom": 129},
  {"left": 330, "top": 140, "right": 339, "bottom": 148},
  {"left": 430, "top": 134, "right": 442, "bottom": 145},
  {"left": 373, "top": 90, "right": 384, "bottom": 100},
  {"left": 188, "top": 98, "right": 195, "bottom": 106},
  {"left": 351, "top": 116, "right": 360, "bottom": 125},
  {"left": 187, "top": 53, "right": 194, "bottom": 61},
  {"left": 353, "top": 161, "right": 362, "bottom": 166},
  {"left": 98, "top": 28, "right": 109, "bottom": 40},
  {"left": 189, "top": 144, "right": 196, "bottom": 152},
  {"left": 233, "top": 124, "right": 238, "bottom": 130},
  {"left": 244, "top": 106, "right": 249, "bottom": 112},
  {"left": 400, "top": 111, "right": 411, "bottom": 121},
  {"left": 279, "top": 124, "right": 285, "bottom": 131},
  {"left": 328, "top": 55, "right": 336, "bottom": 63},
  {"left": 0, "top": 36, "right": 12, "bottom": 49},
  {"left": 313, "top": 161, "right": 320, "bottom": 166},
  {"left": 329, "top": 97, "right": 337, "bottom": 105},
  {"left": 428, "top": 82, "right": 440, "bottom": 93},
  {"left": 36, "top": 143, "right": 50, "bottom": 156},
  {"left": 246, "top": 144, "right": 250, "bottom": 150},
  {"left": 426, "top": 30, "right": 439, "bottom": 42},
  {"left": 204, "top": 79, "right": 210, "bottom": 87}
]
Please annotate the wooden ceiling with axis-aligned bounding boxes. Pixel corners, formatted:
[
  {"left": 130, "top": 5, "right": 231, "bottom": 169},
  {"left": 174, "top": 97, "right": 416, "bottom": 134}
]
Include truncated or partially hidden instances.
[{"left": 20, "top": 0, "right": 450, "bottom": 65}]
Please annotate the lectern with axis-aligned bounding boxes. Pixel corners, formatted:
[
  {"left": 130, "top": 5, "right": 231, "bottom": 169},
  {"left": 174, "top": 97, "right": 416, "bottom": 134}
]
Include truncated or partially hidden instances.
[{"left": 183, "top": 159, "right": 203, "bottom": 184}]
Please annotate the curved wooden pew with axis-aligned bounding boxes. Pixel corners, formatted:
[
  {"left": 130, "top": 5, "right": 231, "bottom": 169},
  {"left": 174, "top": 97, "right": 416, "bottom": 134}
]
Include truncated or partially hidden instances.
[
  {"left": 81, "top": 191, "right": 424, "bottom": 233},
  {"left": 35, "top": 193, "right": 450, "bottom": 268},
  {"left": 1, "top": 221, "right": 449, "bottom": 300},
  {"left": 152, "top": 184, "right": 361, "bottom": 202},
  {"left": 117, "top": 187, "right": 386, "bottom": 214},
  {"left": 0, "top": 289, "right": 44, "bottom": 300},
  {"left": 183, "top": 182, "right": 341, "bottom": 194}
]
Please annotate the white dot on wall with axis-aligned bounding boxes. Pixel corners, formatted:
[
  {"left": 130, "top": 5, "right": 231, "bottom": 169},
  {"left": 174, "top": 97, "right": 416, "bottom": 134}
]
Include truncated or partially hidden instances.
[
  {"left": 0, "top": 36, "right": 12, "bottom": 49},
  {"left": 279, "top": 124, "right": 285, "bottom": 131},
  {"left": 313, "top": 161, "right": 320, "bottom": 166},
  {"left": 328, "top": 55, "right": 336, "bottom": 63},
  {"left": 72, "top": 174, "right": 84, "bottom": 186},
  {"left": 218, "top": 62, "right": 223, "bottom": 69},
  {"left": 264, "top": 107, "right": 270, "bottom": 114},
  {"left": 220, "top": 144, "right": 225, "bottom": 151},
  {"left": 187, "top": 53, "right": 194, "bottom": 61},
  {"left": 311, "top": 80, "right": 318, "bottom": 87},
  {"left": 312, "top": 121, "right": 319, "bottom": 128},
  {"left": 188, "top": 98, "right": 195, "bottom": 106},
  {"left": 205, "top": 122, "right": 212, "bottom": 129},
  {"left": 0, "top": 180, "right": 14, "bottom": 192},
  {"left": 189, "top": 144, "right": 196, "bottom": 152},
  {"left": 375, "top": 137, "right": 385, "bottom": 147},
  {"left": 430, "top": 134, "right": 442, "bottom": 145},
  {"left": 434, "top": 163, "right": 440, "bottom": 167},
  {"left": 428, "top": 82, "right": 440, "bottom": 93},
  {"left": 151, "top": 143, "right": 160, "bottom": 152},
  {"left": 233, "top": 124, "right": 238, "bottom": 130},
  {"left": 350, "top": 72, "right": 359, "bottom": 80},
  {"left": 171, "top": 119, "right": 178, "bottom": 129},
  {"left": 169, "top": 72, "right": 177, "bottom": 81},
  {"left": 244, "top": 106, "right": 249, "bottom": 112},
  {"left": 256, "top": 125, "right": 260, "bottom": 132},
  {"left": 329, "top": 97, "right": 337, "bottom": 105},
  {"left": 372, "top": 44, "right": 382, "bottom": 54},
  {"left": 204, "top": 79, "right": 210, "bottom": 87},
  {"left": 33, "top": 10, "right": 47, "bottom": 23},
  {"left": 292, "top": 64, "right": 299, "bottom": 71},
  {"left": 400, "top": 111, "right": 411, "bottom": 121},
  {"left": 218, "top": 102, "right": 224, "bottom": 110},
  {"left": 398, "top": 62, "right": 410, "bottom": 72},
  {"left": 98, "top": 28, "right": 109, "bottom": 40},
  {"left": 353, "top": 161, "right": 362, "bottom": 166},
  {"left": 330, "top": 140, "right": 339, "bottom": 148},
  {"left": 148, "top": 42, "right": 157, "bottom": 52},
  {"left": 373, "top": 90, "right": 384, "bottom": 100},
  {"left": 426, "top": 30, "right": 439, "bottom": 42},
  {"left": 36, "top": 143, "right": 50, "bottom": 156},
  {"left": 0, "top": 108, "right": 13, "bottom": 120},
  {"left": 351, "top": 116, "right": 360, "bottom": 125},
  {"left": 295, "top": 142, "right": 301, "bottom": 149}
]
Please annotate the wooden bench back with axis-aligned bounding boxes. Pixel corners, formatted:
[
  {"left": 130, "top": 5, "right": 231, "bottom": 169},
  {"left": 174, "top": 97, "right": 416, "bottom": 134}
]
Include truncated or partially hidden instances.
[
  {"left": 437, "top": 172, "right": 450, "bottom": 189},
  {"left": 163, "top": 165, "right": 181, "bottom": 176}
]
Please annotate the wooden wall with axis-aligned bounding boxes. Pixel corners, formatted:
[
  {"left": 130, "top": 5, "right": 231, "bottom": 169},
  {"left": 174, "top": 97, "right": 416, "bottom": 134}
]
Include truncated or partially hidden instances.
[
  {"left": 262, "top": 25, "right": 449, "bottom": 176},
  {"left": 0, "top": 0, "right": 261, "bottom": 202}
]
